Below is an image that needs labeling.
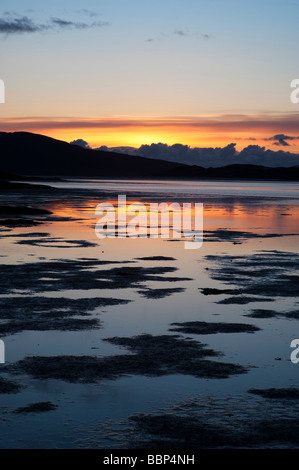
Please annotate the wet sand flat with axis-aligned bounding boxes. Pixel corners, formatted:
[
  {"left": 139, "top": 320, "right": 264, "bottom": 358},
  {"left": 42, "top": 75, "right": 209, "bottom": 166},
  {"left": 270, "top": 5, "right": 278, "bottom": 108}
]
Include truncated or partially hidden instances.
[{"left": 0, "top": 179, "right": 299, "bottom": 449}]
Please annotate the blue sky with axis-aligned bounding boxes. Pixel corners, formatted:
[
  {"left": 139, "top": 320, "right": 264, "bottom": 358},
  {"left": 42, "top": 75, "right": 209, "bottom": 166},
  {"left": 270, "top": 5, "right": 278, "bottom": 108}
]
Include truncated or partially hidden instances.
[{"left": 0, "top": 0, "right": 298, "bottom": 148}]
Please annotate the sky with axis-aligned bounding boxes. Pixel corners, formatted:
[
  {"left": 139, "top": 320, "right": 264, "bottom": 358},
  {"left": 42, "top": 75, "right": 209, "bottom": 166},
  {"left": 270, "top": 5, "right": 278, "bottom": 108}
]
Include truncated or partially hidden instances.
[{"left": 0, "top": 0, "right": 299, "bottom": 153}]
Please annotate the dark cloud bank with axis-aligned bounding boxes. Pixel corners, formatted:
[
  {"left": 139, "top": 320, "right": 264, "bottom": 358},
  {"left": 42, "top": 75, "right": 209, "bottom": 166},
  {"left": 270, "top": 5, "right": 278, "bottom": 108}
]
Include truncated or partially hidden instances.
[
  {"left": 70, "top": 139, "right": 91, "bottom": 150},
  {"left": 266, "top": 134, "right": 299, "bottom": 147},
  {"left": 70, "top": 140, "right": 299, "bottom": 168},
  {"left": 0, "top": 15, "right": 109, "bottom": 34}
]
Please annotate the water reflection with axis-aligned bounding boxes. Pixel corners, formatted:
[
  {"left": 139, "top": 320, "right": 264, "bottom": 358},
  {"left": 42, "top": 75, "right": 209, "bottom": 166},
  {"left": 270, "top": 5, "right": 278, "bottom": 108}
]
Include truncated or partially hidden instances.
[{"left": 1, "top": 180, "right": 299, "bottom": 448}]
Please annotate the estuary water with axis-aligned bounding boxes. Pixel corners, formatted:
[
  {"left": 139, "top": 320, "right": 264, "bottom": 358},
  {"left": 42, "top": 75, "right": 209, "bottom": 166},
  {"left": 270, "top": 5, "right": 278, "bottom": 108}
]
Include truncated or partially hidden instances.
[{"left": 0, "top": 178, "right": 299, "bottom": 448}]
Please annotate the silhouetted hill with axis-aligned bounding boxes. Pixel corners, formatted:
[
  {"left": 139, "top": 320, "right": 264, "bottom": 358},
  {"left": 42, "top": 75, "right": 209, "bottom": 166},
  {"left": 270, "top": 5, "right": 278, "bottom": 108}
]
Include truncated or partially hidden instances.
[
  {"left": 0, "top": 132, "right": 299, "bottom": 180},
  {"left": 0, "top": 132, "right": 188, "bottom": 178}
]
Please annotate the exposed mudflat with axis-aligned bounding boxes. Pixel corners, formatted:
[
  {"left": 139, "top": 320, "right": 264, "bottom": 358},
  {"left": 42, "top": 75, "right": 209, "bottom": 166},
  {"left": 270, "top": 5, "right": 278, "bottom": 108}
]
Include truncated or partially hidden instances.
[
  {"left": 0, "top": 205, "right": 54, "bottom": 228},
  {"left": 169, "top": 321, "right": 260, "bottom": 335},
  {"left": 0, "top": 206, "right": 52, "bottom": 216},
  {"left": 4, "top": 232, "right": 51, "bottom": 238},
  {"left": 0, "top": 219, "right": 43, "bottom": 227},
  {"left": 135, "top": 256, "right": 177, "bottom": 261},
  {"left": 245, "top": 309, "right": 299, "bottom": 319},
  {"left": 204, "top": 251, "right": 299, "bottom": 301},
  {"left": 248, "top": 388, "right": 299, "bottom": 399},
  {"left": 203, "top": 229, "right": 293, "bottom": 243},
  {"left": 245, "top": 309, "right": 278, "bottom": 319},
  {"left": 216, "top": 296, "right": 274, "bottom": 305},
  {"left": 0, "top": 377, "right": 23, "bottom": 394},
  {"left": 11, "top": 333, "right": 248, "bottom": 382},
  {"left": 200, "top": 287, "right": 239, "bottom": 296},
  {"left": 13, "top": 402, "right": 58, "bottom": 414},
  {"left": 119, "top": 392, "right": 299, "bottom": 448},
  {"left": 0, "top": 296, "right": 130, "bottom": 336},
  {"left": 15, "top": 237, "right": 98, "bottom": 248},
  {"left": 0, "top": 259, "right": 191, "bottom": 296},
  {"left": 138, "top": 287, "right": 186, "bottom": 299}
]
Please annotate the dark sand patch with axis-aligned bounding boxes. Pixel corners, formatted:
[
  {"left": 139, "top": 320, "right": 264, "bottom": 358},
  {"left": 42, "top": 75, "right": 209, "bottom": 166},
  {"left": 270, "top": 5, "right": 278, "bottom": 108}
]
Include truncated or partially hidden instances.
[
  {"left": 0, "top": 317, "right": 98, "bottom": 335},
  {"left": 0, "top": 296, "right": 130, "bottom": 335},
  {"left": 245, "top": 308, "right": 299, "bottom": 320},
  {"left": 216, "top": 296, "right": 274, "bottom": 305},
  {"left": 13, "top": 402, "right": 58, "bottom": 414},
  {"left": 12, "top": 334, "right": 247, "bottom": 382},
  {"left": 15, "top": 237, "right": 98, "bottom": 248},
  {"left": 200, "top": 287, "right": 240, "bottom": 296},
  {"left": 245, "top": 309, "right": 278, "bottom": 319},
  {"left": 0, "top": 205, "right": 53, "bottom": 228},
  {"left": 169, "top": 321, "right": 260, "bottom": 335},
  {"left": 205, "top": 251, "right": 299, "bottom": 300},
  {"left": 129, "top": 414, "right": 231, "bottom": 448},
  {"left": 203, "top": 229, "right": 293, "bottom": 243},
  {"left": 0, "top": 377, "right": 23, "bottom": 394},
  {"left": 5, "top": 232, "right": 51, "bottom": 238},
  {"left": 104, "top": 334, "right": 247, "bottom": 379},
  {"left": 0, "top": 260, "right": 191, "bottom": 296},
  {"left": 128, "top": 414, "right": 299, "bottom": 449},
  {"left": 121, "top": 393, "right": 299, "bottom": 449},
  {"left": 138, "top": 287, "right": 186, "bottom": 299},
  {"left": 135, "top": 256, "right": 177, "bottom": 261},
  {"left": 248, "top": 388, "right": 299, "bottom": 399},
  {"left": 0, "top": 206, "right": 52, "bottom": 216},
  {"left": 90, "top": 266, "right": 192, "bottom": 289},
  {"left": 0, "top": 219, "right": 43, "bottom": 227},
  {"left": 284, "top": 310, "right": 299, "bottom": 319}
]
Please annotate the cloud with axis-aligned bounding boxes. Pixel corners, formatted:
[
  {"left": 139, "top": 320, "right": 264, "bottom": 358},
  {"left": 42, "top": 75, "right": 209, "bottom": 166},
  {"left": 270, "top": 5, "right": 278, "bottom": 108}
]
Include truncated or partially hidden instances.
[
  {"left": 146, "top": 29, "right": 189, "bottom": 43},
  {"left": 70, "top": 139, "right": 91, "bottom": 149},
  {"left": 274, "top": 140, "right": 290, "bottom": 147},
  {"left": 0, "top": 16, "right": 45, "bottom": 34},
  {"left": 76, "top": 9, "right": 100, "bottom": 18},
  {"left": 266, "top": 134, "right": 299, "bottom": 147},
  {"left": 0, "top": 15, "right": 109, "bottom": 35},
  {"left": 51, "top": 18, "right": 109, "bottom": 30},
  {"left": 2, "top": 114, "right": 299, "bottom": 134},
  {"left": 51, "top": 18, "right": 75, "bottom": 27},
  {"left": 92, "top": 142, "right": 299, "bottom": 168},
  {"left": 174, "top": 30, "right": 187, "bottom": 36},
  {"left": 146, "top": 29, "right": 211, "bottom": 43}
]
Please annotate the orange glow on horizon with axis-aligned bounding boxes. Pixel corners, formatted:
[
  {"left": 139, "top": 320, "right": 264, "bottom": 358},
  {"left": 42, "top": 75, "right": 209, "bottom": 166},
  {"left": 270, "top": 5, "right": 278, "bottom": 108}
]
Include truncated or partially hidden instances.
[
  {"left": 6, "top": 126, "right": 290, "bottom": 153},
  {"left": 1, "top": 114, "right": 299, "bottom": 152},
  {"left": 32, "top": 128, "right": 298, "bottom": 153}
]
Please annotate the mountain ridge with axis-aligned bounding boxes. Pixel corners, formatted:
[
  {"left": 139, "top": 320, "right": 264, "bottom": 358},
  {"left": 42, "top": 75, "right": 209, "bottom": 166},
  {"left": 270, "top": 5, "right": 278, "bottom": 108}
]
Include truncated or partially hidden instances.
[
  {"left": 1, "top": 131, "right": 299, "bottom": 180},
  {"left": 0, "top": 131, "right": 189, "bottom": 178}
]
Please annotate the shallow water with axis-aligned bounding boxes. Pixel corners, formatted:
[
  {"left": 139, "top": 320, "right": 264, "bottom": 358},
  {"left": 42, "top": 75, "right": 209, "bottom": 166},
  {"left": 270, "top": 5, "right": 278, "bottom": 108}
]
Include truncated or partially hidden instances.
[
  {"left": 32, "top": 178, "right": 299, "bottom": 199},
  {"left": 0, "top": 179, "right": 299, "bottom": 448}
]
